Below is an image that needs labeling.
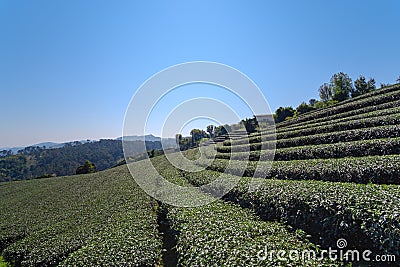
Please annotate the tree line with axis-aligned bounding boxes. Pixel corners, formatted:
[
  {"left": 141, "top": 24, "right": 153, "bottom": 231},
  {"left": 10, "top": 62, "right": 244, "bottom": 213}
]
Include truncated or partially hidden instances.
[
  {"left": 273, "top": 73, "right": 400, "bottom": 123},
  {"left": 175, "top": 118, "right": 265, "bottom": 151},
  {"left": 175, "top": 124, "right": 236, "bottom": 151}
]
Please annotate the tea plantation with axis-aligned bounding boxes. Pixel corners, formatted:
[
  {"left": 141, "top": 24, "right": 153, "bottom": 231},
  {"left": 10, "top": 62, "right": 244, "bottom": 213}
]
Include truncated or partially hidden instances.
[{"left": 0, "top": 84, "right": 399, "bottom": 266}]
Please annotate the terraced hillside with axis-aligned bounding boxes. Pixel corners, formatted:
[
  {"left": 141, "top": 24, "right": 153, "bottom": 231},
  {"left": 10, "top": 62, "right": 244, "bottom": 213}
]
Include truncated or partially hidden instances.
[
  {"left": 0, "top": 84, "right": 399, "bottom": 266},
  {"left": 194, "top": 84, "right": 400, "bottom": 262}
]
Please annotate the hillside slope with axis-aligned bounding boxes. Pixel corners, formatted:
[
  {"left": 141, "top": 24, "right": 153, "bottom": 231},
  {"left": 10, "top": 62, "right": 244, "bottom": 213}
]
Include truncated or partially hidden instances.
[
  {"left": 0, "top": 139, "right": 163, "bottom": 182},
  {"left": 0, "top": 84, "right": 399, "bottom": 266}
]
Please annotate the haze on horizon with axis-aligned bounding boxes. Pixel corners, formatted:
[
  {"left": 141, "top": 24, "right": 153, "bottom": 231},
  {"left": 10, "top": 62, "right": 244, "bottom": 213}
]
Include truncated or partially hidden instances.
[{"left": 1, "top": 0, "right": 399, "bottom": 148}]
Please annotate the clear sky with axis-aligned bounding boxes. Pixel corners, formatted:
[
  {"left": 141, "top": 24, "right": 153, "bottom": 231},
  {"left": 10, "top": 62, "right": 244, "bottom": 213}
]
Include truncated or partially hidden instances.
[{"left": 1, "top": 0, "right": 399, "bottom": 148}]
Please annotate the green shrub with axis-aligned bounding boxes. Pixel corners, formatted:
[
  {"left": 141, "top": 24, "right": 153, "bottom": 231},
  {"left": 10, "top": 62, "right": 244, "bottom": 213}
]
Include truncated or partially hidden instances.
[
  {"left": 225, "top": 125, "right": 400, "bottom": 148},
  {"left": 216, "top": 138, "right": 400, "bottom": 161},
  {"left": 278, "top": 85, "right": 400, "bottom": 127},
  {"left": 198, "top": 155, "right": 400, "bottom": 184}
]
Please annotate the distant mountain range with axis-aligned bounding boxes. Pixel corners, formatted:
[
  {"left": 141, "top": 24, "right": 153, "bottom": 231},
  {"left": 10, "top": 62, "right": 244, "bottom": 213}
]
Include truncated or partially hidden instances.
[
  {"left": 0, "top": 140, "right": 93, "bottom": 154},
  {"left": 116, "top": 134, "right": 177, "bottom": 147},
  {"left": 1, "top": 135, "right": 176, "bottom": 155},
  {"left": 116, "top": 134, "right": 165, "bottom": 142}
]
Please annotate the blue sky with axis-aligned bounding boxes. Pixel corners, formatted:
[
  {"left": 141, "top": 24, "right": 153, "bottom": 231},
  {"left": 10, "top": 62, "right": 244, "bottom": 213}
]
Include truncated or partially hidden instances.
[{"left": 1, "top": 0, "right": 399, "bottom": 147}]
